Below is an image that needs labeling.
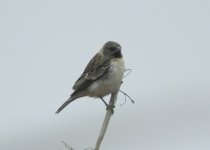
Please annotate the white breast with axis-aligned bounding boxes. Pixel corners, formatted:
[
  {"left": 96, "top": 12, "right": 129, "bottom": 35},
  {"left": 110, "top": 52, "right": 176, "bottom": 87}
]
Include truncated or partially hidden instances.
[{"left": 88, "top": 58, "right": 125, "bottom": 97}]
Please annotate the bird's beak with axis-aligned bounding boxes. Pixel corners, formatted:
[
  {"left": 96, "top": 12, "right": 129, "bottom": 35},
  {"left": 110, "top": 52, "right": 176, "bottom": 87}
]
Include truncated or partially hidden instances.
[{"left": 115, "top": 46, "right": 121, "bottom": 53}]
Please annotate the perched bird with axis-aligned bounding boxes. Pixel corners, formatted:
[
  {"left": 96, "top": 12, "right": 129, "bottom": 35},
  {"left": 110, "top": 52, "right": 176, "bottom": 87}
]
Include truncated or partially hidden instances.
[{"left": 56, "top": 41, "right": 125, "bottom": 113}]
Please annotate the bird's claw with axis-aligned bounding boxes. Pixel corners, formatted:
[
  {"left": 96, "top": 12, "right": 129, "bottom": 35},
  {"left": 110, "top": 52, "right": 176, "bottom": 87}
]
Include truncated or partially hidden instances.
[{"left": 106, "top": 105, "right": 115, "bottom": 114}]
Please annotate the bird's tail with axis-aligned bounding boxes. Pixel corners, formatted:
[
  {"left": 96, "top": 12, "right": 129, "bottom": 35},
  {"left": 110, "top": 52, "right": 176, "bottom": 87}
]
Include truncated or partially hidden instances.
[
  {"left": 55, "top": 97, "right": 76, "bottom": 114},
  {"left": 55, "top": 90, "right": 86, "bottom": 114}
]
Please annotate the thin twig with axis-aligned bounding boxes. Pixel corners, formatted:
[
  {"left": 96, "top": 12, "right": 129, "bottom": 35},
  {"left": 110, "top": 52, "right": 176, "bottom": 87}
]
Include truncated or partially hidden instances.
[
  {"left": 123, "top": 68, "right": 132, "bottom": 78},
  {"left": 119, "top": 91, "right": 127, "bottom": 106},
  {"left": 119, "top": 90, "right": 135, "bottom": 104},
  {"left": 95, "top": 85, "right": 121, "bottom": 150},
  {"left": 61, "top": 141, "right": 74, "bottom": 150}
]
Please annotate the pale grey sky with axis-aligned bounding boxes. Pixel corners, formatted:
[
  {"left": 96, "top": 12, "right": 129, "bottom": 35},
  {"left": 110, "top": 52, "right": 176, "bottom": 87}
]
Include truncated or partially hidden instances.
[{"left": 0, "top": 0, "right": 210, "bottom": 150}]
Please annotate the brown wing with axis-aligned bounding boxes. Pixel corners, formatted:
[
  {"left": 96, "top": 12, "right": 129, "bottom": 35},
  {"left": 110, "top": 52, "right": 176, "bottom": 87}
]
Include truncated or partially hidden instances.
[{"left": 72, "top": 53, "right": 111, "bottom": 91}]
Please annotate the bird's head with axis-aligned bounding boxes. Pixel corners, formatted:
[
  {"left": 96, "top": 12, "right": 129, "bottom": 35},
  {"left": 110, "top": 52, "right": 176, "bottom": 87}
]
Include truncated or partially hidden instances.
[{"left": 102, "top": 41, "right": 122, "bottom": 58}]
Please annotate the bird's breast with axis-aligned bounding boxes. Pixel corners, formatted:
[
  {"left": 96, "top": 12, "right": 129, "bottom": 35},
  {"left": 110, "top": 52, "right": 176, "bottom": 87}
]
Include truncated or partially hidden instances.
[{"left": 88, "top": 58, "right": 125, "bottom": 97}]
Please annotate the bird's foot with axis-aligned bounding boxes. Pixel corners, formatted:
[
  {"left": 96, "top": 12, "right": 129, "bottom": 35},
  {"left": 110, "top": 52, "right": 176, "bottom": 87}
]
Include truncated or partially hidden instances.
[
  {"left": 106, "top": 104, "right": 115, "bottom": 114},
  {"left": 100, "top": 97, "right": 115, "bottom": 114}
]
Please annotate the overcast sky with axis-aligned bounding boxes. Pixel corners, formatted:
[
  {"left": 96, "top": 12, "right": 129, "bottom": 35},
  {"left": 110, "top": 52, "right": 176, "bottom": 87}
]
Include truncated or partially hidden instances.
[{"left": 0, "top": 0, "right": 210, "bottom": 150}]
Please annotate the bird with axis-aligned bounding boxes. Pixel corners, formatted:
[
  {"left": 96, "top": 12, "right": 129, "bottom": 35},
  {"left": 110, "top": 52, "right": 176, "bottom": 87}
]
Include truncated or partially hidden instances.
[{"left": 55, "top": 41, "right": 125, "bottom": 114}]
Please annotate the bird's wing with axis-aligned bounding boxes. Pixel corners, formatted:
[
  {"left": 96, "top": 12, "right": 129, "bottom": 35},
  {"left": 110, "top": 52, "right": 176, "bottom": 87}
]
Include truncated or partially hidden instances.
[{"left": 72, "top": 53, "right": 111, "bottom": 91}]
